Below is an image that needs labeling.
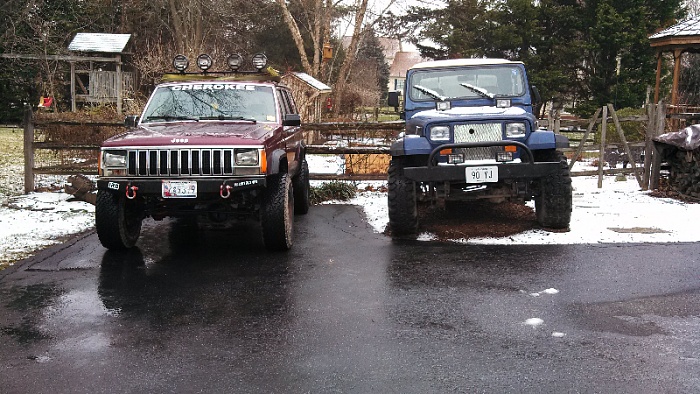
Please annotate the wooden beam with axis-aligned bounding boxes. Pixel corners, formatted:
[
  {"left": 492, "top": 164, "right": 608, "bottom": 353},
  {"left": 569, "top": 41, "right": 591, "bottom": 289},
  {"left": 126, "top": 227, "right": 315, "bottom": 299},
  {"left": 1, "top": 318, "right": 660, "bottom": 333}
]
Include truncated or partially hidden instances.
[
  {"left": 23, "top": 108, "right": 34, "bottom": 194},
  {"left": 608, "top": 103, "right": 643, "bottom": 188},
  {"left": 0, "top": 53, "right": 122, "bottom": 63},
  {"left": 654, "top": 52, "right": 662, "bottom": 104},
  {"left": 672, "top": 49, "right": 683, "bottom": 106},
  {"left": 598, "top": 105, "right": 608, "bottom": 188}
]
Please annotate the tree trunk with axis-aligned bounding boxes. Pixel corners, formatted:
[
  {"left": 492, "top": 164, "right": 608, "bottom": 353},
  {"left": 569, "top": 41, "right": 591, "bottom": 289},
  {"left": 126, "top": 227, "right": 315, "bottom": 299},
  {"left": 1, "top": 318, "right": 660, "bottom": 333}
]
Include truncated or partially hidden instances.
[
  {"left": 332, "top": 0, "right": 369, "bottom": 118},
  {"left": 278, "top": 0, "right": 314, "bottom": 75}
]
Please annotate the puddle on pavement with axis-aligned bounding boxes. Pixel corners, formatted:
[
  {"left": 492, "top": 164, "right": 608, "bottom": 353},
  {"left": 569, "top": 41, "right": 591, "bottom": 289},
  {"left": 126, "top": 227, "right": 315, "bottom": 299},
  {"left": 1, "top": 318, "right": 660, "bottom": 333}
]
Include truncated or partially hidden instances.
[
  {"left": 3, "top": 283, "right": 62, "bottom": 311},
  {"left": 1, "top": 322, "right": 50, "bottom": 344}
]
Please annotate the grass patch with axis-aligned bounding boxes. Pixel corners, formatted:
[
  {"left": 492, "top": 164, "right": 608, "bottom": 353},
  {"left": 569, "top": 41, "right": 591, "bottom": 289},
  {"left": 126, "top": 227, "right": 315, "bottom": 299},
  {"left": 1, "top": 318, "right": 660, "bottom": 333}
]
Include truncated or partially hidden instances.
[
  {"left": 0, "top": 127, "right": 26, "bottom": 197},
  {"left": 310, "top": 181, "right": 356, "bottom": 204}
]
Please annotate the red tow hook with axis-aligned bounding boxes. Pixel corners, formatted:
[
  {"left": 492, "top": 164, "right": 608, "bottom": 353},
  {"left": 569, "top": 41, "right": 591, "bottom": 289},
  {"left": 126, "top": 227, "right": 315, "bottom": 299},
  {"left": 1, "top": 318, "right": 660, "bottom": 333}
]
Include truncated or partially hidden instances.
[
  {"left": 125, "top": 185, "right": 138, "bottom": 200},
  {"left": 220, "top": 184, "right": 232, "bottom": 199}
]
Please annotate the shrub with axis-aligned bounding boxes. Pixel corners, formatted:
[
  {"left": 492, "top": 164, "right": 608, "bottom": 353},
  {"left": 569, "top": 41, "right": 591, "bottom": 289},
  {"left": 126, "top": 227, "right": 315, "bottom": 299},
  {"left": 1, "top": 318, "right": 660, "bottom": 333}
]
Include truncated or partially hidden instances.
[
  {"left": 595, "top": 107, "right": 646, "bottom": 144},
  {"left": 310, "top": 181, "right": 356, "bottom": 204}
]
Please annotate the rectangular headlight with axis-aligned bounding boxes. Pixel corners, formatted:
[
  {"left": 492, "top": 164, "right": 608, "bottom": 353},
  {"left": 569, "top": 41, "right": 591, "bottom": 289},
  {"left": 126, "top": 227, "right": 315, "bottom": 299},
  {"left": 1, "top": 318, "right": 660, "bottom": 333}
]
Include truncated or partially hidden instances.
[
  {"left": 505, "top": 122, "right": 526, "bottom": 138},
  {"left": 103, "top": 150, "right": 127, "bottom": 168},
  {"left": 235, "top": 148, "right": 259, "bottom": 166},
  {"left": 430, "top": 125, "right": 450, "bottom": 141}
]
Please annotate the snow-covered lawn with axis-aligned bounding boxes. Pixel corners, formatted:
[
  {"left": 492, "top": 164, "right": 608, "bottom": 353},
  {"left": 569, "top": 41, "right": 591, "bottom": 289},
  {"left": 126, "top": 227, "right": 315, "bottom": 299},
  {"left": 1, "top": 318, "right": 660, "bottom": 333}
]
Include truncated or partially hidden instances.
[{"left": 1, "top": 154, "right": 698, "bottom": 270}]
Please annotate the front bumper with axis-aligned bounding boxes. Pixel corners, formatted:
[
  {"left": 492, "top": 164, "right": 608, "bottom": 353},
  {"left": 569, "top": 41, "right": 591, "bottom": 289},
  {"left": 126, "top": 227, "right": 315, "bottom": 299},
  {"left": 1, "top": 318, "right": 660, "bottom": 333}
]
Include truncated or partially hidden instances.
[
  {"left": 97, "top": 177, "right": 267, "bottom": 197},
  {"left": 402, "top": 141, "right": 561, "bottom": 182}
]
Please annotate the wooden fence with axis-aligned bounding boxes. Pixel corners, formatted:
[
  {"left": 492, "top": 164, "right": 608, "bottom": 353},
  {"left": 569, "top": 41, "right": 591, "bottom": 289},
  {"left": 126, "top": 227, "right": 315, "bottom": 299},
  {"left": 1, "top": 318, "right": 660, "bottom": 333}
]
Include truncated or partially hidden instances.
[{"left": 22, "top": 104, "right": 670, "bottom": 192}]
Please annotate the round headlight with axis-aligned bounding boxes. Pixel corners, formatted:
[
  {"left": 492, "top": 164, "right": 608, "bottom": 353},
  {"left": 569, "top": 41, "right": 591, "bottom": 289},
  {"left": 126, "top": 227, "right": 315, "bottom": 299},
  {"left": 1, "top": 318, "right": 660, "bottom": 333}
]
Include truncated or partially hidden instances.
[
  {"left": 173, "top": 55, "right": 189, "bottom": 72},
  {"left": 227, "top": 54, "right": 243, "bottom": 71},
  {"left": 196, "top": 54, "right": 213, "bottom": 71},
  {"left": 251, "top": 53, "right": 267, "bottom": 70}
]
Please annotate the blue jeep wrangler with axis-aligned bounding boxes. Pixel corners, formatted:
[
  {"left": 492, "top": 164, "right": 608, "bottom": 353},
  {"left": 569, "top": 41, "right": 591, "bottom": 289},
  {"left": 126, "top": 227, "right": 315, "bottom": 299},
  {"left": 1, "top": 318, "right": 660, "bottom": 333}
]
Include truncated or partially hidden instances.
[{"left": 386, "top": 59, "right": 572, "bottom": 235}]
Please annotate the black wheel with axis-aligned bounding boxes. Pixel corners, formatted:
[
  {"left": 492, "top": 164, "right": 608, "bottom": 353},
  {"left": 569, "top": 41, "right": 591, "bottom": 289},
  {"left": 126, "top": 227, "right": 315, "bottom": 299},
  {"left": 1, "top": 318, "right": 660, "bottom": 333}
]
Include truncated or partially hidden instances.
[
  {"left": 95, "top": 189, "right": 143, "bottom": 250},
  {"left": 387, "top": 157, "right": 418, "bottom": 235},
  {"left": 261, "top": 173, "right": 294, "bottom": 251},
  {"left": 293, "top": 159, "right": 310, "bottom": 215},
  {"left": 534, "top": 150, "right": 572, "bottom": 229}
]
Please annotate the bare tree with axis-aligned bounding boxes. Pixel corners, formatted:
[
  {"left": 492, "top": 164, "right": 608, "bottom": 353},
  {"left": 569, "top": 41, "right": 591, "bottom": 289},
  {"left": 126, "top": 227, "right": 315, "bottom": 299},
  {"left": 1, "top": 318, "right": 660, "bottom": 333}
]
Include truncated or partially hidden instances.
[
  {"left": 277, "top": 0, "right": 337, "bottom": 78},
  {"left": 686, "top": 0, "right": 700, "bottom": 17}
]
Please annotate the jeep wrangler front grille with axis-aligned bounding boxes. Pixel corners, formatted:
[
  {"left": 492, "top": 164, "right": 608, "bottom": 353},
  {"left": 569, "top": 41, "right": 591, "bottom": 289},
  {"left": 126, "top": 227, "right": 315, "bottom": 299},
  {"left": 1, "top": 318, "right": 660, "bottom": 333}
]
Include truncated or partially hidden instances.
[
  {"left": 454, "top": 123, "right": 503, "bottom": 160},
  {"left": 126, "top": 148, "right": 236, "bottom": 176}
]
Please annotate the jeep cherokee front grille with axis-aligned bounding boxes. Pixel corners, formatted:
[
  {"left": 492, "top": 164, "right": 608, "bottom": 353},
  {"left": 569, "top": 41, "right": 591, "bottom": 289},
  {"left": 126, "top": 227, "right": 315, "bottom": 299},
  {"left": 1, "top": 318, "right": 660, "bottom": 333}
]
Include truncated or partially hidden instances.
[
  {"left": 126, "top": 148, "right": 237, "bottom": 176},
  {"left": 454, "top": 123, "right": 503, "bottom": 160}
]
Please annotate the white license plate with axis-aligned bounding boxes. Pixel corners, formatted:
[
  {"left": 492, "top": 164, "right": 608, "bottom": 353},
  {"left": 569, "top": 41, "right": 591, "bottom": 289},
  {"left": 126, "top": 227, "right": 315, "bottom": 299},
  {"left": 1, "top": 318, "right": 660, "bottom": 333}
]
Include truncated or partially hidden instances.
[
  {"left": 162, "top": 180, "right": 197, "bottom": 198},
  {"left": 465, "top": 166, "right": 498, "bottom": 183}
]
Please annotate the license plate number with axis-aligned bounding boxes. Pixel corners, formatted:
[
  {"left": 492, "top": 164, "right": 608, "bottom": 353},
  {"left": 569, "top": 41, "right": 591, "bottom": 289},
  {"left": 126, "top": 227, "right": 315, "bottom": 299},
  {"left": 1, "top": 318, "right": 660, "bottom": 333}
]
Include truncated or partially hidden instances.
[
  {"left": 465, "top": 166, "right": 498, "bottom": 183},
  {"left": 162, "top": 181, "right": 197, "bottom": 198}
]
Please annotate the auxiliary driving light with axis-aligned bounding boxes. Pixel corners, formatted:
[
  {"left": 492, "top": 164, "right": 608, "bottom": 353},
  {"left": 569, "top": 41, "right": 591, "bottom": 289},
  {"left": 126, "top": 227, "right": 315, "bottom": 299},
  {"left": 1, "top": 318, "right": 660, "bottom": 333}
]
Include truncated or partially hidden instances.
[
  {"left": 448, "top": 154, "right": 464, "bottom": 164},
  {"left": 436, "top": 101, "right": 451, "bottom": 111},
  {"left": 251, "top": 53, "right": 268, "bottom": 70},
  {"left": 496, "top": 99, "right": 512, "bottom": 108},
  {"left": 173, "top": 55, "right": 189, "bottom": 72},
  {"left": 196, "top": 54, "right": 213, "bottom": 71},
  {"left": 227, "top": 53, "right": 243, "bottom": 71},
  {"left": 496, "top": 151, "right": 514, "bottom": 162}
]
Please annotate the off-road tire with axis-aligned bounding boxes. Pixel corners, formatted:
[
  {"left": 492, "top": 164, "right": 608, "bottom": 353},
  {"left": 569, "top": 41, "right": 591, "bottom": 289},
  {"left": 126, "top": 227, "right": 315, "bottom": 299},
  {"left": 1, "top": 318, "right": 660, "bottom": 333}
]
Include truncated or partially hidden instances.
[
  {"left": 293, "top": 159, "right": 310, "bottom": 215},
  {"left": 261, "top": 173, "right": 294, "bottom": 251},
  {"left": 534, "top": 150, "right": 572, "bottom": 229},
  {"left": 388, "top": 158, "right": 418, "bottom": 235},
  {"left": 95, "top": 189, "right": 143, "bottom": 250}
]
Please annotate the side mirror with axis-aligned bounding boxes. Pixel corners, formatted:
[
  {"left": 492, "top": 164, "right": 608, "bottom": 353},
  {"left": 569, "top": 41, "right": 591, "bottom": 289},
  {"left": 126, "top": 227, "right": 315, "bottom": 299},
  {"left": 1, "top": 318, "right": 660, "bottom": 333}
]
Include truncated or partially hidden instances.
[
  {"left": 530, "top": 86, "right": 541, "bottom": 107},
  {"left": 282, "top": 113, "right": 301, "bottom": 127},
  {"left": 124, "top": 115, "right": 139, "bottom": 128},
  {"left": 387, "top": 91, "right": 401, "bottom": 108}
]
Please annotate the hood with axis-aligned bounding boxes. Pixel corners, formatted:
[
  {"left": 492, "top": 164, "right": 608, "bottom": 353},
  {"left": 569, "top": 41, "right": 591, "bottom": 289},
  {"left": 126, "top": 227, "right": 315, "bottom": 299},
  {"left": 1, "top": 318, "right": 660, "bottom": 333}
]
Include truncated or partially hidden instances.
[
  {"left": 103, "top": 121, "right": 280, "bottom": 147},
  {"left": 413, "top": 105, "right": 530, "bottom": 120}
]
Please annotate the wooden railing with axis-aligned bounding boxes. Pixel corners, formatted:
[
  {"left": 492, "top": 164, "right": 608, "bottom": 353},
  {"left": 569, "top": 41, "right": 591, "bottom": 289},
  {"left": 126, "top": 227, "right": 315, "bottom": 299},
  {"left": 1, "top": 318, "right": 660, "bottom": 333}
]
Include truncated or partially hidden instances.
[{"left": 22, "top": 104, "right": 670, "bottom": 192}]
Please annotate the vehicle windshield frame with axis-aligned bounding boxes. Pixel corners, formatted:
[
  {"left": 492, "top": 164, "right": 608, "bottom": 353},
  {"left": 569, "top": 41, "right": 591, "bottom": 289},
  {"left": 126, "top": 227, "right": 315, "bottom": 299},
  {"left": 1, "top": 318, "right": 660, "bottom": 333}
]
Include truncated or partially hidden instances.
[
  {"left": 408, "top": 64, "right": 526, "bottom": 102},
  {"left": 140, "top": 82, "right": 279, "bottom": 125}
]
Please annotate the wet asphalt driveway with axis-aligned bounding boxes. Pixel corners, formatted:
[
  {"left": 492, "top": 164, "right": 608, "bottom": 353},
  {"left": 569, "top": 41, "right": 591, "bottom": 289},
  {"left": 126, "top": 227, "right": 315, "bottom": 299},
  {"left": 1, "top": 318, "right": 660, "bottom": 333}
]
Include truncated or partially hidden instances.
[{"left": 1, "top": 204, "right": 700, "bottom": 393}]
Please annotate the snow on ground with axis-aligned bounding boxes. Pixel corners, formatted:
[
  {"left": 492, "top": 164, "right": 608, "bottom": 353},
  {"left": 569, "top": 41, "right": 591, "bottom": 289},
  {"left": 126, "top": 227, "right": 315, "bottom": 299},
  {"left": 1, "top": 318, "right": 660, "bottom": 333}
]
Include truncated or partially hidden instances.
[
  {"left": 341, "top": 173, "right": 700, "bottom": 244},
  {"left": 1, "top": 156, "right": 699, "bottom": 269},
  {"left": 0, "top": 192, "right": 94, "bottom": 267}
]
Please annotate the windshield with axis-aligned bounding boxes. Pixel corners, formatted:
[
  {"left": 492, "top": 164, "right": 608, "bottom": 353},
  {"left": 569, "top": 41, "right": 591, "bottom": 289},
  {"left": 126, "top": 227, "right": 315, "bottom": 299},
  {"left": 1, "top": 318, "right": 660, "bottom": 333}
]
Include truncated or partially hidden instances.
[
  {"left": 141, "top": 83, "right": 277, "bottom": 123},
  {"left": 409, "top": 65, "right": 525, "bottom": 101}
]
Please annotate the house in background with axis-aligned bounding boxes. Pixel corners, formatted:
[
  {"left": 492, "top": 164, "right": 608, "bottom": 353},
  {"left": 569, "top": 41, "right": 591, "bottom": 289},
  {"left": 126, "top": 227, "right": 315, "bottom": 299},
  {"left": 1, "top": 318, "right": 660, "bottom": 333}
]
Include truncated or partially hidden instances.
[
  {"left": 341, "top": 36, "right": 425, "bottom": 94},
  {"left": 388, "top": 51, "right": 425, "bottom": 94}
]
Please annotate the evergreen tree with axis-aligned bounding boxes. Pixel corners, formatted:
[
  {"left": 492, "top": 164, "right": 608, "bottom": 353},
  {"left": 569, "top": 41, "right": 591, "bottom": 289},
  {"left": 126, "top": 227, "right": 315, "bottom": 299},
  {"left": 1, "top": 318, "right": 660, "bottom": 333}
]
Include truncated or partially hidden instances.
[{"left": 397, "top": 0, "right": 684, "bottom": 117}]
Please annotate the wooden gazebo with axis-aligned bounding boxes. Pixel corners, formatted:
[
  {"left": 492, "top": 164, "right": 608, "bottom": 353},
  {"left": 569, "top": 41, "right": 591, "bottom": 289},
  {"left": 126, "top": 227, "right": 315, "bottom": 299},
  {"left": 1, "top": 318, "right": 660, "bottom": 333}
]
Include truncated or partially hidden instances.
[{"left": 650, "top": 17, "right": 700, "bottom": 105}]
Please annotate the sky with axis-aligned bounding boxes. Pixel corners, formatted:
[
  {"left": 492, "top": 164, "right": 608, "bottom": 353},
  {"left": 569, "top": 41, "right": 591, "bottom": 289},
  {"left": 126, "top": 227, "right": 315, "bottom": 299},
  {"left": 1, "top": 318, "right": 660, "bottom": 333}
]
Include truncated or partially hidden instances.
[{"left": 1, "top": 156, "right": 697, "bottom": 269}]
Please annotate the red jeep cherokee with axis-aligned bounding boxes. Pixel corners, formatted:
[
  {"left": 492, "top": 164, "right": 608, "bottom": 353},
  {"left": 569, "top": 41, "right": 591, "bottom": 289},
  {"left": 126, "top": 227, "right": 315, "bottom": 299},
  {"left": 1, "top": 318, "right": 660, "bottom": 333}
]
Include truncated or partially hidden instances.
[{"left": 96, "top": 54, "right": 309, "bottom": 251}]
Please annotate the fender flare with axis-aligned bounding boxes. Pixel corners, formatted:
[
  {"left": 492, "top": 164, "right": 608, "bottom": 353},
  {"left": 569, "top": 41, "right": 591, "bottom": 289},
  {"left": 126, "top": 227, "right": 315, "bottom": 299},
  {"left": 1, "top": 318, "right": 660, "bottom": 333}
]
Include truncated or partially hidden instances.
[
  {"left": 267, "top": 149, "right": 287, "bottom": 174},
  {"left": 527, "top": 131, "right": 570, "bottom": 150},
  {"left": 390, "top": 136, "right": 433, "bottom": 156}
]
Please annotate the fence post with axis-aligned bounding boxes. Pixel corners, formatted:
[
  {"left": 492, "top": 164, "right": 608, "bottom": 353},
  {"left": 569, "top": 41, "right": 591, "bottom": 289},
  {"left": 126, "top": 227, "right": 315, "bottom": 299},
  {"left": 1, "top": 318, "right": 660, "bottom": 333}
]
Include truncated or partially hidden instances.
[
  {"left": 643, "top": 102, "right": 666, "bottom": 190},
  {"left": 597, "top": 106, "right": 607, "bottom": 188},
  {"left": 23, "top": 106, "right": 35, "bottom": 194},
  {"left": 607, "top": 103, "right": 643, "bottom": 188},
  {"left": 568, "top": 107, "right": 602, "bottom": 170}
]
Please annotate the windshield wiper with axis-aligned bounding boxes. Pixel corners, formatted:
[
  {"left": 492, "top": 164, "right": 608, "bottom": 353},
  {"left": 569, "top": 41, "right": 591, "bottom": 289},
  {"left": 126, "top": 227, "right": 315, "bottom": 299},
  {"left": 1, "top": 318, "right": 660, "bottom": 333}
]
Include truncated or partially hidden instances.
[
  {"left": 198, "top": 115, "right": 257, "bottom": 123},
  {"left": 145, "top": 115, "right": 199, "bottom": 122},
  {"left": 459, "top": 83, "right": 495, "bottom": 99},
  {"left": 413, "top": 84, "right": 449, "bottom": 101}
]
